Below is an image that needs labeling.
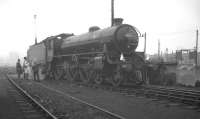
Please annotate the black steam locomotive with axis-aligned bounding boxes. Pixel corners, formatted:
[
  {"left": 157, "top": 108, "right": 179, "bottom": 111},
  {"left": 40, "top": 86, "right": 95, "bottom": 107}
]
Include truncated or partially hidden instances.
[{"left": 27, "top": 19, "right": 147, "bottom": 86}]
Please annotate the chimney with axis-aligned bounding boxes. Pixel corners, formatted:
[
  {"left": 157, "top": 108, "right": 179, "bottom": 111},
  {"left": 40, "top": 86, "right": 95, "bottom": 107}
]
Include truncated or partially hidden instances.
[
  {"left": 35, "top": 37, "right": 37, "bottom": 44},
  {"left": 113, "top": 18, "right": 123, "bottom": 26}
]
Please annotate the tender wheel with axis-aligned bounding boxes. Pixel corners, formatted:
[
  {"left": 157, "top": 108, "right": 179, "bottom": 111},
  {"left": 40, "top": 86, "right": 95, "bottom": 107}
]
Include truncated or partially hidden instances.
[
  {"left": 48, "top": 71, "right": 54, "bottom": 80},
  {"left": 38, "top": 66, "right": 45, "bottom": 80},
  {"left": 54, "top": 68, "right": 64, "bottom": 80}
]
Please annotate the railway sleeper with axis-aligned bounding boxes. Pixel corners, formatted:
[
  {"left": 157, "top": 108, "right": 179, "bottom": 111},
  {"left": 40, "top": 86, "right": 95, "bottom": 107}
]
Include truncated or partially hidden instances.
[
  {"left": 166, "top": 95, "right": 200, "bottom": 106},
  {"left": 144, "top": 89, "right": 200, "bottom": 101},
  {"left": 155, "top": 86, "right": 200, "bottom": 94},
  {"left": 169, "top": 93, "right": 200, "bottom": 100},
  {"left": 148, "top": 86, "right": 200, "bottom": 97},
  {"left": 141, "top": 91, "right": 200, "bottom": 107}
]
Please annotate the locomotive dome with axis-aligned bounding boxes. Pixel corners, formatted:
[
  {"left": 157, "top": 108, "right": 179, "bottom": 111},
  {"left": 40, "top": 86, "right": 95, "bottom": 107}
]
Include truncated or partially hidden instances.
[{"left": 89, "top": 26, "right": 100, "bottom": 32}]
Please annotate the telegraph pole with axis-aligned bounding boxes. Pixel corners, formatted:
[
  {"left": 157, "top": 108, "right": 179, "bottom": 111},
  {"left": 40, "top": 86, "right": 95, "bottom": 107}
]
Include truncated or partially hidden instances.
[
  {"left": 111, "top": 0, "right": 114, "bottom": 26},
  {"left": 196, "top": 29, "right": 199, "bottom": 67},
  {"left": 158, "top": 39, "right": 160, "bottom": 57},
  {"left": 34, "top": 14, "right": 37, "bottom": 44},
  {"left": 144, "top": 32, "right": 147, "bottom": 59}
]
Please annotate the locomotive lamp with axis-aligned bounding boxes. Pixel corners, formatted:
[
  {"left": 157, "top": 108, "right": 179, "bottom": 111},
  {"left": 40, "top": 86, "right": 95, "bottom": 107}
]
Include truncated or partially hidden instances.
[{"left": 120, "top": 53, "right": 125, "bottom": 61}]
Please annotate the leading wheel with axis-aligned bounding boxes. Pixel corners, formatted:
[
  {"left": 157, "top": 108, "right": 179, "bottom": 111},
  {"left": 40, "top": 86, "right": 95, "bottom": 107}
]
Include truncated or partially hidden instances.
[
  {"left": 111, "top": 74, "right": 123, "bottom": 87},
  {"left": 110, "top": 66, "right": 123, "bottom": 87},
  {"left": 135, "top": 70, "right": 143, "bottom": 85}
]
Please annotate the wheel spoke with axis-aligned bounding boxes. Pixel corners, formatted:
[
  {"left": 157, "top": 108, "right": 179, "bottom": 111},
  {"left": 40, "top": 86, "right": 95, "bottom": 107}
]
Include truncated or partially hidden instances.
[
  {"left": 54, "top": 68, "right": 64, "bottom": 80},
  {"left": 94, "top": 71, "right": 103, "bottom": 84},
  {"left": 80, "top": 68, "right": 90, "bottom": 83},
  {"left": 73, "top": 68, "right": 80, "bottom": 81},
  {"left": 69, "top": 67, "right": 76, "bottom": 81}
]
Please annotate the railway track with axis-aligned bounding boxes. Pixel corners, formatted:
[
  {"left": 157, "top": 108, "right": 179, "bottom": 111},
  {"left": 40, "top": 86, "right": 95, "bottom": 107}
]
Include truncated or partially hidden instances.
[
  {"left": 117, "top": 86, "right": 200, "bottom": 108},
  {"left": 6, "top": 73, "right": 200, "bottom": 119},
  {"left": 36, "top": 82, "right": 126, "bottom": 119},
  {"left": 5, "top": 75, "right": 58, "bottom": 119},
  {"left": 7, "top": 75, "right": 126, "bottom": 119},
  {"left": 142, "top": 85, "right": 200, "bottom": 106},
  {"left": 74, "top": 81, "right": 200, "bottom": 109}
]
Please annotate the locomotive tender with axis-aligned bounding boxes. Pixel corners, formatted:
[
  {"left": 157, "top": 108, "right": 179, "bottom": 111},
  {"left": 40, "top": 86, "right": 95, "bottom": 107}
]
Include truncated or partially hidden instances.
[{"left": 27, "top": 19, "right": 147, "bottom": 86}]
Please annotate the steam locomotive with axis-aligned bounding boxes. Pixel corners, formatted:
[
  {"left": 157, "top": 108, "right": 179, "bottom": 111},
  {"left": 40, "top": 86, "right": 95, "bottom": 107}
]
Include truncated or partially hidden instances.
[{"left": 27, "top": 18, "right": 147, "bottom": 86}]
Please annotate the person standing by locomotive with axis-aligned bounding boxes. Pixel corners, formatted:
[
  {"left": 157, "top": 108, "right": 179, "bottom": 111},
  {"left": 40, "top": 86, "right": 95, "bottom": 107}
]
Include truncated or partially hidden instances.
[
  {"left": 32, "top": 62, "right": 40, "bottom": 81},
  {"left": 16, "top": 59, "right": 22, "bottom": 79},
  {"left": 23, "top": 57, "right": 29, "bottom": 80}
]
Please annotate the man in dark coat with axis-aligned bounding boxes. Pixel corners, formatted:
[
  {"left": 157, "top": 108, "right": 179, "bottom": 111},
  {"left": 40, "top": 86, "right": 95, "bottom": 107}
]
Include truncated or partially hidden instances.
[
  {"left": 23, "top": 57, "right": 29, "bottom": 80},
  {"left": 32, "top": 62, "right": 40, "bottom": 81},
  {"left": 16, "top": 59, "right": 22, "bottom": 79}
]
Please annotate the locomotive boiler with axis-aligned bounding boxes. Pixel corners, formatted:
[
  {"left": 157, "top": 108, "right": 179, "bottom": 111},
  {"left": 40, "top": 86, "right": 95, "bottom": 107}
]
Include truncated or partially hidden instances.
[{"left": 27, "top": 19, "right": 147, "bottom": 86}]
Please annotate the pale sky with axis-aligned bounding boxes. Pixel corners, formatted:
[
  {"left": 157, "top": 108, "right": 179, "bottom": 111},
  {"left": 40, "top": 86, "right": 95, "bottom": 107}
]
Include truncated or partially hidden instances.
[{"left": 0, "top": 0, "right": 199, "bottom": 58}]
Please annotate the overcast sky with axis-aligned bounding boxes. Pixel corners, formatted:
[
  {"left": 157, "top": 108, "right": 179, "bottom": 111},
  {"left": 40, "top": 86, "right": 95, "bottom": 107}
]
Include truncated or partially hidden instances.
[{"left": 0, "top": 0, "right": 199, "bottom": 58}]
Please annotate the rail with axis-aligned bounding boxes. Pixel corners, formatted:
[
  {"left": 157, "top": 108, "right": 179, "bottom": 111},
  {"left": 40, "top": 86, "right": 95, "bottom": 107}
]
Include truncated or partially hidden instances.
[{"left": 6, "top": 75, "right": 58, "bottom": 119}]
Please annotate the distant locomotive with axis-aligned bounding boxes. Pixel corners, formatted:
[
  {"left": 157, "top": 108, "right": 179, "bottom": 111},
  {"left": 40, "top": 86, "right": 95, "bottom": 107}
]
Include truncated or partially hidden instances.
[{"left": 27, "top": 19, "right": 147, "bottom": 86}]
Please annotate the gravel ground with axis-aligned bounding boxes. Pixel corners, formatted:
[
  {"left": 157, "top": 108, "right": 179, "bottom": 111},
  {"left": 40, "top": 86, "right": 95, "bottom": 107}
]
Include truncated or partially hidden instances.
[
  {"left": 12, "top": 79, "right": 120, "bottom": 119},
  {"left": 10, "top": 74, "right": 200, "bottom": 119}
]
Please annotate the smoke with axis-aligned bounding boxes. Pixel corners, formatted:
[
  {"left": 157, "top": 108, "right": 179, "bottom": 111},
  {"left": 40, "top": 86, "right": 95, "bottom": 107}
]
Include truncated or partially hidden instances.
[{"left": 0, "top": 51, "right": 23, "bottom": 66}]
